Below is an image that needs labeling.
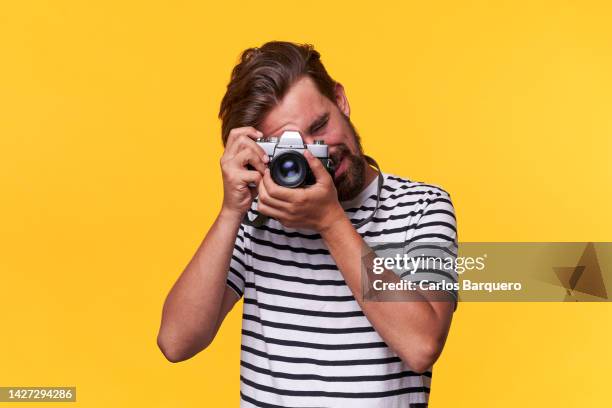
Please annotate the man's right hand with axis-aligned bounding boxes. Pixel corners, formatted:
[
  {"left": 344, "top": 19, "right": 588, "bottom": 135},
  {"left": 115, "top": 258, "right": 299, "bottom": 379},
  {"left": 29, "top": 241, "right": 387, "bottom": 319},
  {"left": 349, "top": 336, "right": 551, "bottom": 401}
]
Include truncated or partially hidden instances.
[{"left": 220, "top": 127, "right": 269, "bottom": 217}]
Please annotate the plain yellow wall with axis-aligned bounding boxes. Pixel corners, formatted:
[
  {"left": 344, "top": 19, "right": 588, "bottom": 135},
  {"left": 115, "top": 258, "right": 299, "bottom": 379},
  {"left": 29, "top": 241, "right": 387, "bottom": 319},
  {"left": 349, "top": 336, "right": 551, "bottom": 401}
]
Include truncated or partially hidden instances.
[{"left": 1, "top": 1, "right": 611, "bottom": 406}]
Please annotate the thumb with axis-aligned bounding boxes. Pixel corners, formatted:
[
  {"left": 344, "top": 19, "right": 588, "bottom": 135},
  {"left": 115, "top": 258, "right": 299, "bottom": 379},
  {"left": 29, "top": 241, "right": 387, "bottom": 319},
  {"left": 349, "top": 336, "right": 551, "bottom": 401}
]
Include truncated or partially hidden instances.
[{"left": 304, "top": 150, "right": 330, "bottom": 183}]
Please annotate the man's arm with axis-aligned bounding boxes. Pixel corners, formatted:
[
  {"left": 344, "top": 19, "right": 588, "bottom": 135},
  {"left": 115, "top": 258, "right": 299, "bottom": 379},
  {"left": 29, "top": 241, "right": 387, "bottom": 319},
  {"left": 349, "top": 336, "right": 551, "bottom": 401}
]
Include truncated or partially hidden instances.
[
  {"left": 256, "top": 151, "right": 455, "bottom": 373},
  {"left": 157, "top": 127, "right": 267, "bottom": 362},
  {"left": 157, "top": 209, "right": 242, "bottom": 362},
  {"left": 319, "top": 214, "right": 455, "bottom": 373}
]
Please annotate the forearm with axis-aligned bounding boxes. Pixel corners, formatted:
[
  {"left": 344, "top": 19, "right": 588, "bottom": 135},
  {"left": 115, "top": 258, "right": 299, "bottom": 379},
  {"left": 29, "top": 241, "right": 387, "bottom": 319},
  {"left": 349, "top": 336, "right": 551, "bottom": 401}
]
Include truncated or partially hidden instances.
[
  {"left": 320, "top": 209, "right": 451, "bottom": 372},
  {"left": 157, "top": 208, "right": 242, "bottom": 361}
]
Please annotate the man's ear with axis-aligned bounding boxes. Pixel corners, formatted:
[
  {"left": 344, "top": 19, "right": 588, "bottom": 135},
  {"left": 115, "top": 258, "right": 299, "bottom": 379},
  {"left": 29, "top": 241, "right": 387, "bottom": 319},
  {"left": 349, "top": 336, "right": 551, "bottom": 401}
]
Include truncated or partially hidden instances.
[{"left": 334, "top": 83, "right": 350, "bottom": 117}]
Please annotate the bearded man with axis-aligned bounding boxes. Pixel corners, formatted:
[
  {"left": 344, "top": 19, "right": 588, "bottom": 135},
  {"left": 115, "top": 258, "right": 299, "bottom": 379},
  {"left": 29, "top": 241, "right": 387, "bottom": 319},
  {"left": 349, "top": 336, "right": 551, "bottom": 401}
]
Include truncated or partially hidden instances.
[{"left": 158, "top": 41, "right": 458, "bottom": 408}]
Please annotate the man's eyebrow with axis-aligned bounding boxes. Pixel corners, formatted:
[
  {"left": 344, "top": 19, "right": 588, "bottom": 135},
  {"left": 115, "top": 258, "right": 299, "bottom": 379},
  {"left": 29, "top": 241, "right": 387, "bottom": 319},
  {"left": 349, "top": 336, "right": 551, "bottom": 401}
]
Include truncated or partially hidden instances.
[{"left": 307, "top": 113, "right": 329, "bottom": 134}]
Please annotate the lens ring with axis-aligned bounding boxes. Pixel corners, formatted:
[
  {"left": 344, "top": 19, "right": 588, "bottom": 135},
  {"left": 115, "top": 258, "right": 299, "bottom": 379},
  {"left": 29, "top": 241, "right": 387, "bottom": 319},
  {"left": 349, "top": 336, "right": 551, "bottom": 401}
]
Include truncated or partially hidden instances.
[{"left": 270, "top": 151, "right": 308, "bottom": 188}]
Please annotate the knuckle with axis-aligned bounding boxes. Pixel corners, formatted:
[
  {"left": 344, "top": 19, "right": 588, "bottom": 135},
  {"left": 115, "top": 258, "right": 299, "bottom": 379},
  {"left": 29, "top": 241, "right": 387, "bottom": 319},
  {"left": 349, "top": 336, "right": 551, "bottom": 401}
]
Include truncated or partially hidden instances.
[
  {"left": 233, "top": 148, "right": 244, "bottom": 158},
  {"left": 246, "top": 145, "right": 259, "bottom": 158},
  {"left": 237, "top": 135, "right": 252, "bottom": 149},
  {"left": 233, "top": 135, "right": 245, "bottom": 147},
  {"left": 269, "top": 181, "right": 281, "bottom": 193},
  {"left": 220, "top": 160, "right": 232, "bottom": 173},
  {"left": 258, "top": 191, "right": 267, "bottom": 204},
  {"left": 228, "top": 128, "right": 241, "bottom": 140}
]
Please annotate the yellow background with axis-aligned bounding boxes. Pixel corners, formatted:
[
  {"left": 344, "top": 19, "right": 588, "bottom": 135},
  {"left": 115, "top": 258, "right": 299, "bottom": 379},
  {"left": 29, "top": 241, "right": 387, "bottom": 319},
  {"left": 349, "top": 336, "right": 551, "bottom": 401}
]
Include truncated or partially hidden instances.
[{"left": 1, "top": 1, "right": 611, "bottom": 406}]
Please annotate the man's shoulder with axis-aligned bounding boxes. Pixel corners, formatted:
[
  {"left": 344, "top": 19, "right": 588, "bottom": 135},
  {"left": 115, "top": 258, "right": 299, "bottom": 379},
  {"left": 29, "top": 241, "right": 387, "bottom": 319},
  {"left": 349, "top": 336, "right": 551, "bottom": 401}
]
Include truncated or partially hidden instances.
[
  {"left": 382, "top": 173, "right": 452, "bottom": 200},
  {"left": 381, "top": 174, "right": 457, "bottom": 241}
]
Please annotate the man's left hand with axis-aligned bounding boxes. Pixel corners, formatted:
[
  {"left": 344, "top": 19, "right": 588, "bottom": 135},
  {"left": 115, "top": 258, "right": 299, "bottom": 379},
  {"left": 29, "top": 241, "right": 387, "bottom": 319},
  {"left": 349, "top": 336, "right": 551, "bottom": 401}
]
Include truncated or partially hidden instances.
[{"left": 257, "top": 150, "right": 345, "bottom": 232}]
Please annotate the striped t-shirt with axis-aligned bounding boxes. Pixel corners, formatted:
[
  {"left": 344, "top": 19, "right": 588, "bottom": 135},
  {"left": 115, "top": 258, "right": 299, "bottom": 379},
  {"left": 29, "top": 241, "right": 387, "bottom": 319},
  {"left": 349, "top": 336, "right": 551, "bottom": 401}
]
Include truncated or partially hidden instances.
[{"left": 226, "top": 173, "right": 458, "bottom": 408}]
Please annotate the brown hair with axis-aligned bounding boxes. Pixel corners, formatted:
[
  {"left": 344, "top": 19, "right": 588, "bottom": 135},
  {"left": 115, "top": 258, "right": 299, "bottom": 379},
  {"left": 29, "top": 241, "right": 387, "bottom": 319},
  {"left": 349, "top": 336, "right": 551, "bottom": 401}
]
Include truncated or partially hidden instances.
[{"left": 218, "top": 41, "right": 337, "bottom": 146}]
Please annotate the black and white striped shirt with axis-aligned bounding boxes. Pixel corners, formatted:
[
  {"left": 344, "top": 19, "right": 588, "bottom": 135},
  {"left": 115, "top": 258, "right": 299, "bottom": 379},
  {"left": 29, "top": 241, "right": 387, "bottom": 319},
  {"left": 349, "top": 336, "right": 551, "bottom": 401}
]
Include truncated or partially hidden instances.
[{"left": 226, "top": 173, "right": 458, "bottom": 408}]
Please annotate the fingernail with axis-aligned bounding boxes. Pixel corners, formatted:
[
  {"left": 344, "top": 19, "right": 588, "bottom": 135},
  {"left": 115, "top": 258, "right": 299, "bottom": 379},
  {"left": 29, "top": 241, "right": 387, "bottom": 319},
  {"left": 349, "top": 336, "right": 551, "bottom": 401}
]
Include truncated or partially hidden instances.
[{"left": 262, "top": 154, "right": 269, "bottom": 163}]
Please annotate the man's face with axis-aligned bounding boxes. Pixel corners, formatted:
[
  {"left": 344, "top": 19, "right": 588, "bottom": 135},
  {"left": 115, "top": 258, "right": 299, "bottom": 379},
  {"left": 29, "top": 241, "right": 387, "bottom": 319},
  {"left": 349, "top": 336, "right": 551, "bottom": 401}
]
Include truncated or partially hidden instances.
[{"left": 259, "top": 76, "right": 366, "bottom": 201}]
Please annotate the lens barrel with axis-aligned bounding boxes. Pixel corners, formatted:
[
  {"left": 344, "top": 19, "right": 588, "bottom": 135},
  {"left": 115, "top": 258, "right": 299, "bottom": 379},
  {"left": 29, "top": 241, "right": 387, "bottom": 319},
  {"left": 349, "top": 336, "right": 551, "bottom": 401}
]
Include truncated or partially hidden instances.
[{"left": 270, "top": 151, "right": 309, "bottom": 188}]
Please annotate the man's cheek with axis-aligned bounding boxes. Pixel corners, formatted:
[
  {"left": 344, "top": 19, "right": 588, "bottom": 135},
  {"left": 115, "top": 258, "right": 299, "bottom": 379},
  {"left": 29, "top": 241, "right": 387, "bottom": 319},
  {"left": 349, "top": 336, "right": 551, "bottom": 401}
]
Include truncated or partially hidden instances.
[{"left": 322, "top": 128, "right": 346, "bottom": 146}]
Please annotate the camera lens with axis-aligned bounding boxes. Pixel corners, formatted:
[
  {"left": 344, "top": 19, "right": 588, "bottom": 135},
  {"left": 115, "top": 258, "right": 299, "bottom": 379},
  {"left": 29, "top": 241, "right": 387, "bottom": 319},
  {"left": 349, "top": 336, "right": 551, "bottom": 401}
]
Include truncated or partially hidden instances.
[{"left": 270, "top": 151, "right": 308, "bottom": 188}]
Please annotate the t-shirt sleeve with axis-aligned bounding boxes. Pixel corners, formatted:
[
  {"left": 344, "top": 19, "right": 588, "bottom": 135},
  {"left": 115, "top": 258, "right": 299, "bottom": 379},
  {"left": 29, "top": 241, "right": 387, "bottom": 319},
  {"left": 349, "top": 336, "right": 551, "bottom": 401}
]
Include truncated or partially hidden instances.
[
  {"left": 400, "top": 190, "right": 459, "bottom": 306},
  {"left": 226, "top": 224, "right": 247, "bottom": 299}
]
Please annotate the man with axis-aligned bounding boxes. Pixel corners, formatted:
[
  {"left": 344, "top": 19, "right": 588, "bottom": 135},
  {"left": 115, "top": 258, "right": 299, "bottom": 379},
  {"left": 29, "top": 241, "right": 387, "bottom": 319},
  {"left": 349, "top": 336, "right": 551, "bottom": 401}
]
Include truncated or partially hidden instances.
[{"left": 157, "top": 41, "right": 458, "bottom": 407}]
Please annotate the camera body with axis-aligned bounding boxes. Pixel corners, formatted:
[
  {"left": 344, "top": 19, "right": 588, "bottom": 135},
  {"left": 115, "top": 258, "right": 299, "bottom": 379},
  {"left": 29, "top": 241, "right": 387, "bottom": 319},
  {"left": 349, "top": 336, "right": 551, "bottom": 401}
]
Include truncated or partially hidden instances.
[{"left": 256, "top": 131, "right": 334, "bottom": 188}]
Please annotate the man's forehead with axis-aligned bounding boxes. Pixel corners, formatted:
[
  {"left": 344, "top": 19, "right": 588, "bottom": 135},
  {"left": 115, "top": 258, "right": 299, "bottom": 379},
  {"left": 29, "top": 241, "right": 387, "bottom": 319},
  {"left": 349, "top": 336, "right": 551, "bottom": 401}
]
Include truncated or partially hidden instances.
[{"left": 260, "top": 76, "right": 331, "bottom": 136}]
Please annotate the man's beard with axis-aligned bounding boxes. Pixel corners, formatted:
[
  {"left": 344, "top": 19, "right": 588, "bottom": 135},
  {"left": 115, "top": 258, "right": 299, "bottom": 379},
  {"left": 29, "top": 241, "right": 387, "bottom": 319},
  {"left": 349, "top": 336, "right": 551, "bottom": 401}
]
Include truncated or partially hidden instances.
[{"left": 330, "top": 116, "right": 367, "bottom": 202}]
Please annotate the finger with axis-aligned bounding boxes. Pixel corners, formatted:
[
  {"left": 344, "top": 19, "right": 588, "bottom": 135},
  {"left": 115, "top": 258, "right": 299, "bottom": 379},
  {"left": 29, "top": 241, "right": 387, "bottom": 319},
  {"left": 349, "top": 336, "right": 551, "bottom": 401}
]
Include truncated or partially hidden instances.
[
  {"left": 227, "top": 135, "right": 263, "bottom": 159},
  {"left": 262, "top": 168, "right": 296, "bottom": 201},
  {"left": 235, "top": 137, "right": 269, "bottom": 166},
  {"left": 226, "top": 127, "right": 263, "bottom": 147},
  {"left": 229, "top": 133, "right": 265, "bottom": 155},
  {"left": 234, "top": 146, "right": 267, "bottom": 174},
  {"left": 304, "top": 150, "right": 330, "bottom": 183},
  {"left": 257, "top": 201, "right": 288, "bottom": 224},
  {"left": 258, "top": 177, "right": 292, "bottom": 211},
  {"left": 231, "top": 170, "right": 261, "bottom": 190},
  {"left": 235, "top": 169, "right": 262, "bottom": 190},
  {"left": 226, "top": 128, "right": 265, "bottom": 156}
]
